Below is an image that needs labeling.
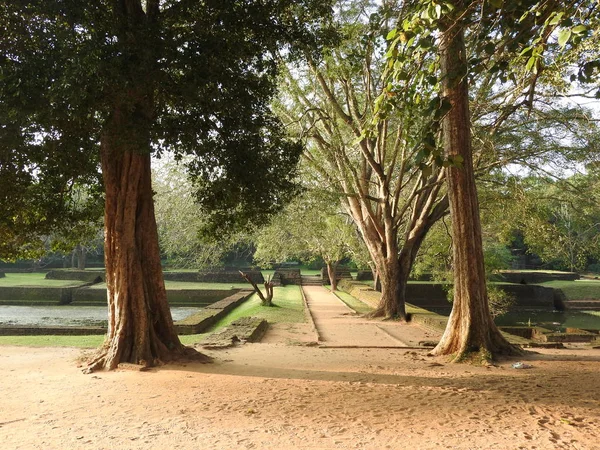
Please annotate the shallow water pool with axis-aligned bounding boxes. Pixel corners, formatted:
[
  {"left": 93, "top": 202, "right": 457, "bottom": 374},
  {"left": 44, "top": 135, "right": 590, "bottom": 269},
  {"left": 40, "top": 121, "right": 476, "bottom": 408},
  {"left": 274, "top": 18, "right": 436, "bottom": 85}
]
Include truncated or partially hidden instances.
[{"left": 0, "top": 305, "right": 201, "bottom": 327}]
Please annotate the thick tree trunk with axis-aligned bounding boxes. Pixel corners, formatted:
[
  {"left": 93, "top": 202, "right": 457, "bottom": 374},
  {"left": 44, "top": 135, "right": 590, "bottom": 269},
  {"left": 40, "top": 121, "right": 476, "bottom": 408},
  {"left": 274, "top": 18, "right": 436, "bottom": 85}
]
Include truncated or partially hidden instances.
[
  {"left": 369, "top": 251, "right": 407, "bottom": 320},
  {"left": 87, "top": 120, "right": 207, "bottom": 372},
  {"left": 431, "top": 8, "right": 521, "bottom": 362},
  {"left": 326, "top": 261, "right": 338, "bottom": 291}
]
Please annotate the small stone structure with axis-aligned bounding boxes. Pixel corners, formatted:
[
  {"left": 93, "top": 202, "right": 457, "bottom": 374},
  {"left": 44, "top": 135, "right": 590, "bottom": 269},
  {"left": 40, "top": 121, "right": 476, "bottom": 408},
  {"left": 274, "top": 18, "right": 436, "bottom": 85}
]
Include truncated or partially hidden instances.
[
  {"left": 272, "top": 268, "right": 302, "bottom": 285},
  {"left": 200, "top": 317, "right": 268, "bottom": 348},
  {"left": 0, "top": 272, "right": 5, "bottom": 278},
  {"left": 498, "top": 270, "right": 580, "bottom": 284},
  {"left": 356, "top": 270, "right": 373, "bottom": 281},
  {"left": 174, "top": 290, "right": 254, "bottom": 334},
  {"left": 45, "top": 269, "right": 104, "bottom": 283}
]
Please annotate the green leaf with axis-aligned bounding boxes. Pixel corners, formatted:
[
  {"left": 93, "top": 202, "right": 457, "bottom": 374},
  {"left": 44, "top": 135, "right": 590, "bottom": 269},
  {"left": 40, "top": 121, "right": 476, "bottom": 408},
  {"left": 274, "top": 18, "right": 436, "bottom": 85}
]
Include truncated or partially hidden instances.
[
  {"left": 489, "top": 0, "right": 503, "bottom": 8},
  {"left": 386, "top": 29, "right": 397, "bottom": 40},
  {"left": 548, "top": 12, "right": 564, "bottom": 26},
  {"left": 572, "top": 25, "right": 588, "bottom": 35},
  {"left": 519, "top": 46, "right": 532, "bottom": 57},
  {"left": 558, "top": 29, "right": 571, "bottom": 47},
  {"left": 525, "top": 56, "right": 536, "bottom": 72}
]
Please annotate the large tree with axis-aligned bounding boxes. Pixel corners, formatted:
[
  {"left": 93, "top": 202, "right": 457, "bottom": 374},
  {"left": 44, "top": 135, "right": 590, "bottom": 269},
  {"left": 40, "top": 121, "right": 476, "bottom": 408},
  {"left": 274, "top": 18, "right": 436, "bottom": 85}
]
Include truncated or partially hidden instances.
[
  {"left": 278, "top": 1, "right": 450, "bottom": 319},
  {"left": 0, "top": 0, "right": 332, "bottom": 370},
  {"left": 253, "top": 190, "right": 357, "bottom": 290},
  {"left": 381, "top": 0, "right": 598, "bottom": 360}
]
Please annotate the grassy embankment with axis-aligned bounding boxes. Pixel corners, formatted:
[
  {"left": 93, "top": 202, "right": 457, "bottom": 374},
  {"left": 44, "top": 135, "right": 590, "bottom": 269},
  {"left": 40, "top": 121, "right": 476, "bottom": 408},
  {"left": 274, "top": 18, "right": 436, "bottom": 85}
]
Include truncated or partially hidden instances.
[
  {"left": 0, "top": 272, "right": 86, "bottom": 288},
  {"left": 539, "top": 280, "right": 600, "bottom": 300}
]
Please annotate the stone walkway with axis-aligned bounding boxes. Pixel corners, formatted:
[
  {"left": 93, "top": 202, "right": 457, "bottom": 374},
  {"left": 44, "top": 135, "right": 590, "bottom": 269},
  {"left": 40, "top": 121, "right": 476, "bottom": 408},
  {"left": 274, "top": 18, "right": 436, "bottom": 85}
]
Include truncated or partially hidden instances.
[{"left": 302, "top": 285, "right": 440, "bottom": 348}]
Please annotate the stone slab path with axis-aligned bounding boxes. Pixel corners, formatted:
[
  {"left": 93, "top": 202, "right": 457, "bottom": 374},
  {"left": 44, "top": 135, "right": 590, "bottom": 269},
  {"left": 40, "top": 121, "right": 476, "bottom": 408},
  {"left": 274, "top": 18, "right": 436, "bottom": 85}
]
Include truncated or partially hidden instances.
[{"left": 302, "top": 285, "right": 440, "bottom": 348}]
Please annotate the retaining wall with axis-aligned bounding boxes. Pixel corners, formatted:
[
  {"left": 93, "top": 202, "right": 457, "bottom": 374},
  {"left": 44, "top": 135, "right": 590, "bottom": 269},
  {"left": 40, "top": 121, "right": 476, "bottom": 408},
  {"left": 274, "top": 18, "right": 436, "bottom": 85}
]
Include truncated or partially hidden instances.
[
  {"left": 71, "top": 287, "right": 239, "bottom": 306},
  {"left": 175, "top": 290, "right": 254, "bottom": 334},
  {"left": 45, "top": 269, "right": 105, "bottom": 283}
]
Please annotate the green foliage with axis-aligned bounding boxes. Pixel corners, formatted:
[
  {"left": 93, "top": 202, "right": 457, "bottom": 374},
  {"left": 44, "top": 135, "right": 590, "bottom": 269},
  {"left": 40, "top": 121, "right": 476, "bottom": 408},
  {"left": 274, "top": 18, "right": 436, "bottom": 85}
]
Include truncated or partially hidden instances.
[
  {"left": 487, "top": 285, "right": 515, "bottom": 318},
  {"left": 510, "top": 172, "right": 600, "bottom": 272},
  {"left": 0, "top": 0, "right": 335, "bottom": 259},
  {"left": 253, "top": 190, "right": 358, "bottom": 268}
]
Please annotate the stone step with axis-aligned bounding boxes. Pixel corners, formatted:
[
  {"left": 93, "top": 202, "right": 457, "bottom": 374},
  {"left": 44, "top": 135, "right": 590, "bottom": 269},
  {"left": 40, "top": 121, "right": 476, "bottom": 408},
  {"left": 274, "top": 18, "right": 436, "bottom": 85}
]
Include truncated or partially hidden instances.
[
  {"left": 301, "top": 276, "right": 323, "bottom": 286},
  {"left": 564, "top": 300, "right": 600, "bottom": 310}
]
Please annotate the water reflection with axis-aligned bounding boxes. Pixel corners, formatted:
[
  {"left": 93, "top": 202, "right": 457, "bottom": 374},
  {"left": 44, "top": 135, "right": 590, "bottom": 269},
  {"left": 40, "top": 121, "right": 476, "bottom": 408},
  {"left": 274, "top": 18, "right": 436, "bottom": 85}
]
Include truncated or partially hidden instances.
[{"left": 0, "top": 305, "right": 201, "bottom": 327}]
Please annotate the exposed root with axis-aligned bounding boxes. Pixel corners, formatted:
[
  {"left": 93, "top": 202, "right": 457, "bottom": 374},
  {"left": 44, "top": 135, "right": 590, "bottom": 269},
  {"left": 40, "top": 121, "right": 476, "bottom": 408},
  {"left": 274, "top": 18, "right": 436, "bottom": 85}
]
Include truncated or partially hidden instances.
[{"left": 82, "top": 345, "right": 211, "bottom": 374}]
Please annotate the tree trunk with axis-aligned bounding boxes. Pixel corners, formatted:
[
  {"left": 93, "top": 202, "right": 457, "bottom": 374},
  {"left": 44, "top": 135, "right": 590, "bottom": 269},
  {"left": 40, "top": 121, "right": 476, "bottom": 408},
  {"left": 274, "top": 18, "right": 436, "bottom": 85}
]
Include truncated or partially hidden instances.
[
  {"left": 369, "top": 251, "right": 407, "bottom": 320},
  {"left": 71, "top": 247, "right": 77, "bottom": 269},
  {"left": 86, "top": 117, "right": 207, "bottom": 372},
  {"left": 431, "top": 7, "right": 522, "bottom": 362},
  {"left": 77, "top": 246, "right": 86, "bottom": 270},
  {"left": 240, "top": 271, "right": 274, "bottom": 306},
  {"left": 326, "top": 261, "right": 338, "bottom": 291}
]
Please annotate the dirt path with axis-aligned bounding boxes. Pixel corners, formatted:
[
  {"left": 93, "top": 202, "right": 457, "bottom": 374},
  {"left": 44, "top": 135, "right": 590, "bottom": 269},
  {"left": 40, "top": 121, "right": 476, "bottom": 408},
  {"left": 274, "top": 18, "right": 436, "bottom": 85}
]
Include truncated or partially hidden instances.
[
  {"left": 1, "top": 343, "right": 600, "bottom": 450},
  {"left": 303, "top": 285, "right": 440, "bottom": 347},
  {"left": 1, "top": 293, "right": 600, "bottom": 449}
]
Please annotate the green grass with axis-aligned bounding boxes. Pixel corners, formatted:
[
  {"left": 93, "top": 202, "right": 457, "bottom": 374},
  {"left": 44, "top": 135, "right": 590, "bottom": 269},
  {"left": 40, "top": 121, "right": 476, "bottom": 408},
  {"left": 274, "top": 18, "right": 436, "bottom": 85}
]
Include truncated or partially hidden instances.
[
  {"left": 0, "top": 335, "right": 104, "bottom": 348},
  {"left": 0, "top": 273, "right": 86, "bottom": 288},
  {"left": 208, "top": 285, "right": 305, "bottom": 331},
  {"left": 539, "top": 280, "right": 600, "bottom": 300},
  {"left": 0, "top": 333, "right": 212, "bottom": 348},
  {"left": 333, "top": 290, "right": 374, "bottom": 315}
]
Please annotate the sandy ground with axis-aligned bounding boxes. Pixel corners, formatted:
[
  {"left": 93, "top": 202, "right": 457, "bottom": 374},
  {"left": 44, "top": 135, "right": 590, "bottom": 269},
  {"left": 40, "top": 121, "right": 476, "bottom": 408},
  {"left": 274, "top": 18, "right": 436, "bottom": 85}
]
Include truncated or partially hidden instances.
[{"left": 1, "top": 319, "right": 600, "bottom": 450}]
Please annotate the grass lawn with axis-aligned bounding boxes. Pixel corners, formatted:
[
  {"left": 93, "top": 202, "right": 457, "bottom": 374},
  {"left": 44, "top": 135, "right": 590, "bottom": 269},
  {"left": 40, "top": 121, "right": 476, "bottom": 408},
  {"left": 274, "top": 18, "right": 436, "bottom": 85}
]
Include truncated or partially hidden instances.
[
  {"left": 0, "top": 335, "right": 105, "bottom": 348},
  {"left": 332, "top": 290, "right": 374, "bottom": 315},
  {"left": 0, "top": 273, "right": 86, "bottom": 288},
  {"left": 207, "top": 285, "right": 305, "bottom": 331},
  {"left": 0, "top": 333, "right": 211, "bottom": 349},
  {"left": 539, "top": 280, "right": 600, "bottom": 300}
]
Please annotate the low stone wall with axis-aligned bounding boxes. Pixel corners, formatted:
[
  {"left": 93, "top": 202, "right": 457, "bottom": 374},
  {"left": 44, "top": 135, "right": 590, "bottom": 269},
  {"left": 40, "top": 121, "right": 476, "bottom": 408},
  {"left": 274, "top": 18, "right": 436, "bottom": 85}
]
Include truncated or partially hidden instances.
[
  {"left": 0, "top": 325, "right": 106, "bottom": 336},
  {"left": 0, "top": 286, "right": 73, "bottom": 305},
  {"left": 45, "top": 270, "right": 105, "bottom": 283},
  {"left": 163, "top": 270, "right": 264, "bottom": 284},
  {"left": 273, "top": 269, "right": 302, "bottom": 285},
  {"left": 175, "top": 290, "right": 254, "bottom": 334},
  {"left": 498, "top": 271, "right": 580, "bottom": 284},
  {"left": 71, "top": 286, "right": 239, "bottom": 306},
  {"left": 337, "top": 279, "right": 381, "bottom": 308},
  {"left": 356, "top": 270, "right": 373, "bottom": 281},
  {"left": 200, "top": 317, "right": 268, "bottom": 348},
  {"left": 339, "top": 279, "right": 559, "bottom": 311}
]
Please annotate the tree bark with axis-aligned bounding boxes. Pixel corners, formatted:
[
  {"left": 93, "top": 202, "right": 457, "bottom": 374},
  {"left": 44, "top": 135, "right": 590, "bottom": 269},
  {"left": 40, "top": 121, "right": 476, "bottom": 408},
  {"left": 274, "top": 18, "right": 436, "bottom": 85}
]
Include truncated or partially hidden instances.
[
  {"left": 431, "top": 5, "right": 522, "bottom": 362},
  {"left": 240, "top": 271, "right": 274, "bottom": 306},
  {"left": 86, "top": 113, "right": 207, "bottom": 372},
  {"left": 368, "top": 241, "right": 407, "bottom": 320},
  {"left": 77, "top": 246, "right": 86, "bottom": 270},
  {"left": 326, "top": 261, "right": 338, "bottom": 291}
]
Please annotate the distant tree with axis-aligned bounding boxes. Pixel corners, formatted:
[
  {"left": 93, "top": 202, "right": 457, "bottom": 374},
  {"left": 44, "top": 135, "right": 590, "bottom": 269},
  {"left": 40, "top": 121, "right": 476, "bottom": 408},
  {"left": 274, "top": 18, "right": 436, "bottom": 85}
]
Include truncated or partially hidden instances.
[
  {"left": 515, "top": 172, "right": 600, "bottom": 272},
  {"left": 253, "top": 191, "right": 356, "bottom": 290}
]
